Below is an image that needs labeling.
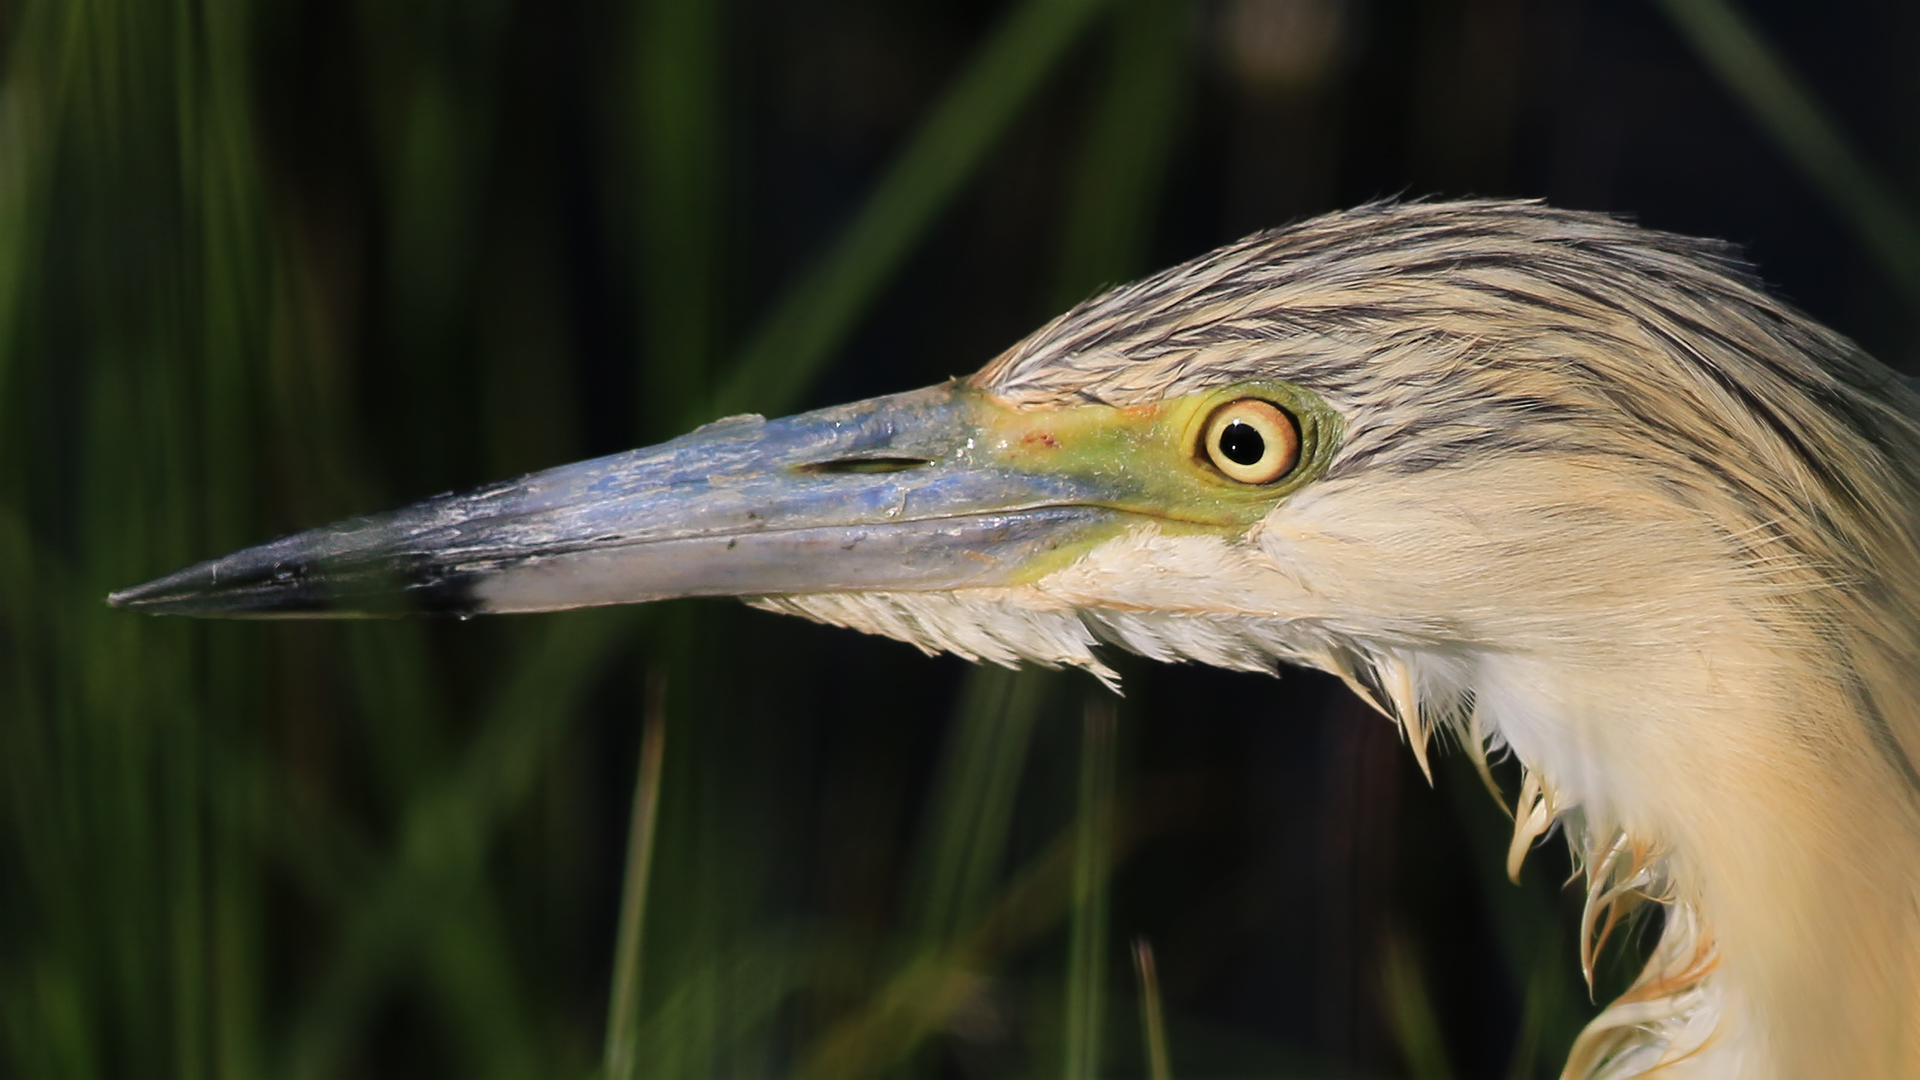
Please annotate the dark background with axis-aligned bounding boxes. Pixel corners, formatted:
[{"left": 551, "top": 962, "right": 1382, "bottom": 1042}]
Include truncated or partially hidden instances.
[{"left": 5, "top": 1, "right": 1916, "bottom": 1077}]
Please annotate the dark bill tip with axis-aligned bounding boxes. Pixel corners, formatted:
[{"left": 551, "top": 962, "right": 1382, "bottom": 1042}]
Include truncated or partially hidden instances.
[{"left": 105, "top": 528, "right": 484, "bottom": 618}]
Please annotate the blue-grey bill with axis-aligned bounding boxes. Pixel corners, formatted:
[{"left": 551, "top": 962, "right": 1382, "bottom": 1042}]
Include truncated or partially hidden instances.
[{"left": 106, "top": 384, "right": 1122, "bottom": 617}]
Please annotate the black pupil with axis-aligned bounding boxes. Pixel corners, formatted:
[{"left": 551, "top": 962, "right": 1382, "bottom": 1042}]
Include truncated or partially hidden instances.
[{"left": 1218, "top": 420, "right": 1266, "bottom": 466}]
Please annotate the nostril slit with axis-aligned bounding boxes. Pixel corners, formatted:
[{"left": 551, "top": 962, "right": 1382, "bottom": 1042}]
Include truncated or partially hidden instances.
[{"left": 798, "top": 457, "right": 935, "bottom": 475}]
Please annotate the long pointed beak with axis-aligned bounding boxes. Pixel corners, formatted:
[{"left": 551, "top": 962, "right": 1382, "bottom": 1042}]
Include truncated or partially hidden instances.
[{"left": 108, "top": 383, "right": 1138, "bottom": 618}]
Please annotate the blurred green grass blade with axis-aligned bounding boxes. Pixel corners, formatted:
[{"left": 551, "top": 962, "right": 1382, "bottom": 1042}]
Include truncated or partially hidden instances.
[
  {"left": 1382, "top": 928, "right": 1455, "bottom": 1080},
  {"left": 7, "top": 2, "right": 159, "bottom": 1070},
  {"left": 1063, "top": 699, "right": 1115, "bottom": 1080},
  {"left": 0, "top": 5, "right": 87, "bottom": 1069},
  {"left": 288, "top": 819, "right": 540, "bottom": 1080},
  {"left": 368, "top": 62, "right": 490, "bottom": 486},
  {"left": 182, "top": 2, "right": 272, "bottom": 1068},
  {"left": 1505, "top": 953, "right": 1567, "bottom": 1080},
  {"left": 344, "top": 626, "right": 453, "bottom": 814},
  {"left": 1050, "top": 0, "right": 1189, "bottom": 311},
  {"left": 629, "top": 929, "right": 872, "bottom": 1078},
  {"left": 796, "top": 771, "right": 1178, "bottom": 1080},
  {"left": 634, "top": 0, "right": 724, "bottom": 438},
  {"left": 168, "top": 662, "right": 208, "bottom": 1080},
  {"left": 912, "top": 666, "right": 1050, "bottom": 945},
  {"left": 712, "top": 0, "right": 1112, "bottom": 420},
  {"left": 0, "top": 0, "right": 71, "bottom": 420},
  {"left": 799, "top": 807, "right": 1084, "bottom": 1080},
  {"left": 604, "top": 677, "right": 667, "bottom": 1080},
  {"left": 1656, "top": 0, "right": 1920, "bottom": 304},
  {"left": 623, "top": 605, "right": 792, "bottom": 1077},
  {"left": 183, "top": 0, "right": 265, "bottom": 554},
  {"left": 1131, "top": 938, "right": 1171, "bottom": 1080},
  {"left": 332, "top": 636, "right": 551, "bottom": 1080},
  {"left": 207, "top": 717, "right": 266, "bottom": 1080},
  {"left": 21, "top": 0, "right": 286, "bottom": 1073},
  {"left": 287, "top": 611, "right": 638, "bottom": 1078}
]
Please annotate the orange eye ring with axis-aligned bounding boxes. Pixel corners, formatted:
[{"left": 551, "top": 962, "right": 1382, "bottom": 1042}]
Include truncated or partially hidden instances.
[{"left": 1201, "top": 399, "right": 1300, "bottom": 484}]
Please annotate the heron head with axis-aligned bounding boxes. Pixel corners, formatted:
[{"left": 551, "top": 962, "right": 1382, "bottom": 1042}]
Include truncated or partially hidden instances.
[{"left": 109, "top": 200, "right": 1918, "bottom": 707}]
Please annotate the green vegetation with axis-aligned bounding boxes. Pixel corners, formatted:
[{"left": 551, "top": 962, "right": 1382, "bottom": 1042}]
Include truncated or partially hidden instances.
[{"left": 0, "top": 1, "right": 1902, "bottom": 1077}]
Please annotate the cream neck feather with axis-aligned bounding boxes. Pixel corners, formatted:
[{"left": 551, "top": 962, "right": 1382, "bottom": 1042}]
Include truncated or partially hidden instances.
[{"left": 757, "top": 501, "right": 1920, "bottom": 1079}]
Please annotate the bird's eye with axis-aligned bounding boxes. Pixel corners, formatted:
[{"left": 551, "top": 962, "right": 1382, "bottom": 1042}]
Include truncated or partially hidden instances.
[{"left": 1201, "top": 399, "right": 1300, "bottom": 484}]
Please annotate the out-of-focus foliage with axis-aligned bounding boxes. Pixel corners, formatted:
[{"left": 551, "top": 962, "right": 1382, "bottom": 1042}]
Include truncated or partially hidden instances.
[{"left": 2, "top": 1, "right": 1913, "bottom": 1077}]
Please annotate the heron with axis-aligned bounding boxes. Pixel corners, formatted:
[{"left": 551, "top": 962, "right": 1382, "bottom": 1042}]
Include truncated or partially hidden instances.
[{"left": 112, "top": 200, "right": 1920, "bottom": 1079}]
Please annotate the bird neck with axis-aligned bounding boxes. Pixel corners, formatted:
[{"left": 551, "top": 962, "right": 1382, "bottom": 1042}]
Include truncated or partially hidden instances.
[{"left": 1477, "top": 633, "right": 1920, "bottom": 1080}]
